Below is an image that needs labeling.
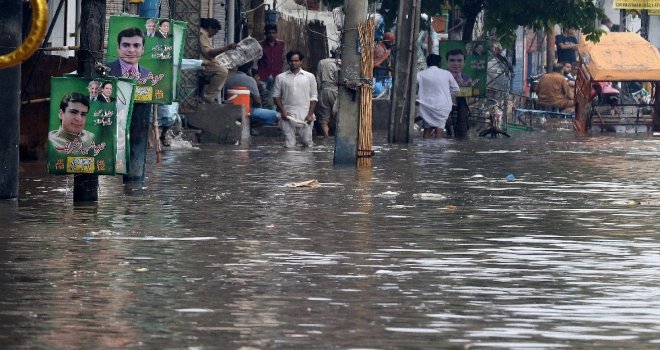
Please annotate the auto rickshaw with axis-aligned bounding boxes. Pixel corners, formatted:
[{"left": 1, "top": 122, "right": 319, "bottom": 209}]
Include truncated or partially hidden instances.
[{"left": 574, "top": 32, "right": 660, "bottom": 133}]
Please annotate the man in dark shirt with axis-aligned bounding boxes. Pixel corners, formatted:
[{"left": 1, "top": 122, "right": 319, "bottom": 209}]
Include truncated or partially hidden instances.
[
  {"left": 555, "top": 27, "right": 578, "bottom": 64},
  {"left": 225, "top": 62, "right": 278, "bottom": 129},
  {"left": 257, "top": 24, "right": 287, "bottom": 95}
]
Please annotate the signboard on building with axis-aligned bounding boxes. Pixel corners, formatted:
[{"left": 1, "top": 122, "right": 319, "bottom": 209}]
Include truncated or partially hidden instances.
[{"left": 613, "top": 0, "right": 660, "bottom": 9}]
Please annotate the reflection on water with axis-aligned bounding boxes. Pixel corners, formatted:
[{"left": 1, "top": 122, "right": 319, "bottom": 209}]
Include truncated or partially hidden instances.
[{"left": 3, "top": 132, "right": 660, "bottom": 349}]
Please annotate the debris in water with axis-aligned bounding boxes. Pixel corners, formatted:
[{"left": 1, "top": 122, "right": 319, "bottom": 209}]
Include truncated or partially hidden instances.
[
  {"left": 376, "top": 191, "right": 400, "bottom": 198},
  {"left": 414, "top": 193, "right": 447, "bottom": 201},
  {"left": 285, "top": 179, "right": 320, "bottom": 188}
]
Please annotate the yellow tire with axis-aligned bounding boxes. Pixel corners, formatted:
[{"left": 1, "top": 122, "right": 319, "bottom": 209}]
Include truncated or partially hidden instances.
[{"left": 0, "top": 0, "right": 48, "bottom": 69}]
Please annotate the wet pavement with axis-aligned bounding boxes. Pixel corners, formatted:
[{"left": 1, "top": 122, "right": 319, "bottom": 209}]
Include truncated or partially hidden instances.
[{"left": 2, "top": 131, "right": 660, "bottom": 349}]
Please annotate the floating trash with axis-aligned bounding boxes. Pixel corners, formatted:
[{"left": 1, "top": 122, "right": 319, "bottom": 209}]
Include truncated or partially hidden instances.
[
  {"left": 174, "top": 308, "right": 214, "bottom": 313},
  {"left": 505, "top": 173, "right": 516, "bottom": 181},
  {"left": 413, "top": 193, "right": 447, "bottom": 201},
  {"left": 285, "top": 179, "right": 320, "bottom": 188},
  {"left": 376, "top": 191, "right": 400, "bottom": 198},
  {"left": 440, "top": 205, "right": 458, "bottom": 212}
]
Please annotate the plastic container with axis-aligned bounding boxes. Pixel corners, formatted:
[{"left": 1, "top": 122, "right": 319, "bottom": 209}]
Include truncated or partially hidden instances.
[
  {"left": 216, "top": 37, "right": 263, "bottom": 70},
  {"left": 226, "top": 86, "right": 251, "bottom": 116}
]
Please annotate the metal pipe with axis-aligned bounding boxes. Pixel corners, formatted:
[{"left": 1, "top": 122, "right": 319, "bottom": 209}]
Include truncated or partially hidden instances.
[
  {"left": 0, "top": 0, "right": 21, "bottom": 199},
  {"left": 228, "top": 0, "right": 235, "bottom": 43}
]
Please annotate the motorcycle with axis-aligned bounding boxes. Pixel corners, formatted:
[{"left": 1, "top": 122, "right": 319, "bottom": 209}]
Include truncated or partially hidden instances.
[{"left": 590, "top": 81, "right": 620, "bottom": 107}]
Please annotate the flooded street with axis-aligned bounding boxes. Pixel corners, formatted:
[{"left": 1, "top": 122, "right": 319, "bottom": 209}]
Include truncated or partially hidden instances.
[{"left": 3, "top": 131, "right": 660, "bottom": 349}]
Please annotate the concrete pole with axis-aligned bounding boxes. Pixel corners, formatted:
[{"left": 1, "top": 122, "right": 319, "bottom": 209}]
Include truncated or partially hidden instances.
[
  {"left": 0, "top": 0, "right": 21, "bottom": 199},
  {"left": 123, "top": 1, "right": 151, "bottom": 183},
  {"left": 388, "top": 0, "right": 421, "bottom": 143},
  {"left": 546, "top": 29, "right": 555, "bottom": 71},
  {"left": 333, "top": 0, "right": 367, "bottom": 165},
  {"left": 73, "top": 0, "right": 105, "bottom": 201}
]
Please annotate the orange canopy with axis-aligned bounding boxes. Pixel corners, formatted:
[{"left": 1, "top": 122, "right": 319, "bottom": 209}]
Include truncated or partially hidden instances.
[{"left": 578, "top": 32, "right": 660, "bottom": 81}]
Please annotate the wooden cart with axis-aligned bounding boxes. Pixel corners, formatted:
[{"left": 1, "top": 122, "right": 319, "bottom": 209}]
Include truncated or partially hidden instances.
[{"left": 574, "top": 32, "right": 660, "bottom": 133}]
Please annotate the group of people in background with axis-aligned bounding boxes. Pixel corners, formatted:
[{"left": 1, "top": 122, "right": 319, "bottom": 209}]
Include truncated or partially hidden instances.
[
  {"left": 199, "top": 20, "right": 328, "bottom": 148},
  {"left": 536, "top": 17, "right": 622, "bottom": 114}
]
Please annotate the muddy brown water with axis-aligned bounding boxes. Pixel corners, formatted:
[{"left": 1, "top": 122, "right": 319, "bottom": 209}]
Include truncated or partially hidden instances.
[{"left": 2, "top": 132, "right": 660, "bottom": 349}]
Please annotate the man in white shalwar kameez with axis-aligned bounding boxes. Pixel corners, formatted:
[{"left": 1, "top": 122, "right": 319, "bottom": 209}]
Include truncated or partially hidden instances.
[
  {"left": 274, "top": 50, "right": 318, "bottom": 148},
  {"left": 416, "top": 54, "right": 460, "bottom": 138}
]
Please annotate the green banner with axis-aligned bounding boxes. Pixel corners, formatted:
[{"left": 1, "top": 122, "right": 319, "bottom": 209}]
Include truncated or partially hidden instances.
[
  {"left": 47, "top": 77, "right": 134, "bottom": 175},
  {"left": 172, "top": 20, "right": 187, "bottom": 101},
  {"left": 107, "top": 16, "right": 183, "bottom": 104},
  {"left": 438, "top": 41, "right": 489, "bottom": 97}
]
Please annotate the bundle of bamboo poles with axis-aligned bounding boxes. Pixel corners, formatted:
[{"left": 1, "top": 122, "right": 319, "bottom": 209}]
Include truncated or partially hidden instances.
[{"left": 357, "top": 18, "right": 375, "bottom": 167}]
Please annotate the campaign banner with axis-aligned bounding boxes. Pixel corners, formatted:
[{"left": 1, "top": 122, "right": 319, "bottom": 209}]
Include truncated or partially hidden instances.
[
  {"left": 114, "top": 78, "right": 136, "bottom": 174},
  {"left": 106, "top": 16, "right": 185, "bottom": 104},
  {"left": 438, "top": 41, "right": 488, "bottom": 97},
  {"left": 172, "top": 20, "right": 187, "bottom": 101},
  {"left": 47, "top": 77, "right": 133, "bottom": 175}
]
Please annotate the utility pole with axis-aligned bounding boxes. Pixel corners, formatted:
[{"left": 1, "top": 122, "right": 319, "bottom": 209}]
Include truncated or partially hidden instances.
[
  {"left": 334, "top": 0, "right": 367, "bottom": 165},
  {"left": 228, "top": 0, "right": 235, "bottom": 42},
  {"left": 546, "top": 29, "right": 555, "bottom": 72},
  {"left": 123, "top": 3, "right": 152, "bottom": 182},
  {"left": 640, "top": 10, "right": 649, "bottom": 40},
  {"left": 0, "top": 0, "right": 21, "bottom": 199},
  {"left": 72, "top": 0, "right": 105, "bottom": 202},
  {"left": 388, "top": 0, "right": 421, "bottom": 143},
  {"left": 251, "top": 0, "right": 265, "bottom": 39}
]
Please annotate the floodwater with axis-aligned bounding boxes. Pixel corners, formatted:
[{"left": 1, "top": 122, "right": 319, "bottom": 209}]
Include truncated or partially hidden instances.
[{"left": 3, "top": 131, "right": 660, "bottom": 349}]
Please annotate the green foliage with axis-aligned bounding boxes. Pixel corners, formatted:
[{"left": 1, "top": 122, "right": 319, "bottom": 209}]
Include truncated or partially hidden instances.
[
  {"left": 476, "top": 0, "right": 605, "bottom": 45},
  {"left": 376, "top": 0, "right": 605, "bottom": 45}
]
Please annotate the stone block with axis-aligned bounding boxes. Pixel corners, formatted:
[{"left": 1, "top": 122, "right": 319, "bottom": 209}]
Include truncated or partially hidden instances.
[{"left": 185, "top": 104, "right": 244, "bottom": 144}]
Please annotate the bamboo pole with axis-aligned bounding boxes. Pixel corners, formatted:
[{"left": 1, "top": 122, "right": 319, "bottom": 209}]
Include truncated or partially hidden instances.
[
  {"left": 21, "top": 97, "right": 50, "bottom": 105},
  {"left": 356, "top": 18, "right": 375, "bottom": 168},
  {"left": 40, "top": 45, "right": 80, "bottom": 51}
]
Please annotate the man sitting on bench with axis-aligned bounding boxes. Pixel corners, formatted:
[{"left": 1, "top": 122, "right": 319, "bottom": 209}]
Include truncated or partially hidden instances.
[{"left": 537, "top": 63, "right": 574, "bottom": 113}]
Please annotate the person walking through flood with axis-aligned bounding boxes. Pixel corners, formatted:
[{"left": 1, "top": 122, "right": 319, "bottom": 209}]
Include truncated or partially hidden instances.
[
  {"left": 273, "top": 50, "right": 318, "bottom": 148},
  {"left": 315, "top": 48, "right": 341, "bottom": 138},
  {"left": 416, "top": 54, "right": 460, "bottom": 138}
]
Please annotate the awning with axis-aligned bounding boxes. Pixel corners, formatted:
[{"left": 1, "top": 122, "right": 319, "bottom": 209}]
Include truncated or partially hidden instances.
[{"left": 578, "top": 32, "right": 660, "bottom": 81}]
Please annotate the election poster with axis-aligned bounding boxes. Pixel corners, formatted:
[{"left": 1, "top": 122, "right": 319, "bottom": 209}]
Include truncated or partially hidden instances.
[
  {"left": 106, "top": 15, "right": 185, "bottom": 104},
  {"left": 438, "top": 41, "right": 489, "bottom": 97},
  {"left": 47, "top": 76, "right": 134, "bottom": 175}
]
